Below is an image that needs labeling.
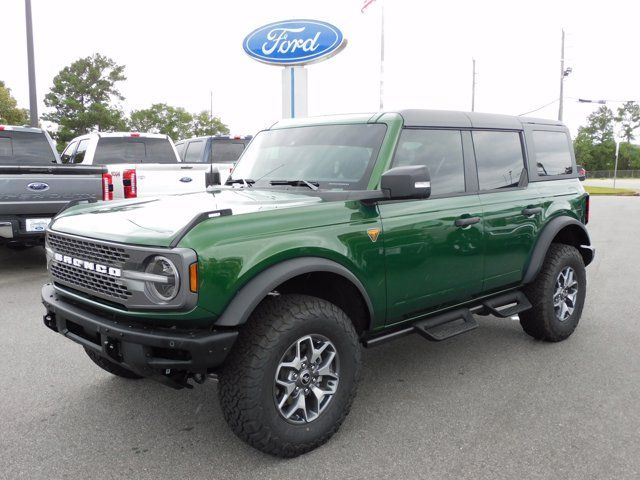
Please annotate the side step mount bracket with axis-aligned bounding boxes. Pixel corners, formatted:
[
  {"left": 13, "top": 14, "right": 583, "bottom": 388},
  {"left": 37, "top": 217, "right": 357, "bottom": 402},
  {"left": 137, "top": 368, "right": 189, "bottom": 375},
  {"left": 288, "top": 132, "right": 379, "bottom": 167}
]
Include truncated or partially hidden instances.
[{"left": 413, "top": 309, "right": 478, "bottom": 342}]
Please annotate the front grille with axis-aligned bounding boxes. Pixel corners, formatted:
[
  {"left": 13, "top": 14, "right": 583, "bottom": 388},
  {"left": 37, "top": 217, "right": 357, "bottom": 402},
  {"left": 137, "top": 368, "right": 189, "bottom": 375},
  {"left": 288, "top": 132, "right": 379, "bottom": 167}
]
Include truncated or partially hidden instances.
[
  {"left": 48, "top": 233, "right": 130, "bottom": 265},
  {"left": 50, "top": 259, "right": 132, "bottom": 301}
]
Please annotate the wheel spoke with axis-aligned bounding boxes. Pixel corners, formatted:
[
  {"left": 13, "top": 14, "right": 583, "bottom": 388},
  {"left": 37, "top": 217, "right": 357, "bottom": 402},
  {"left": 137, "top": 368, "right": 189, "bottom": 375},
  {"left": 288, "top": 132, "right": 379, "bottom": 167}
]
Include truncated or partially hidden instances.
[{"left": 317, "top": 350, "right": 338, "bottom": 378}]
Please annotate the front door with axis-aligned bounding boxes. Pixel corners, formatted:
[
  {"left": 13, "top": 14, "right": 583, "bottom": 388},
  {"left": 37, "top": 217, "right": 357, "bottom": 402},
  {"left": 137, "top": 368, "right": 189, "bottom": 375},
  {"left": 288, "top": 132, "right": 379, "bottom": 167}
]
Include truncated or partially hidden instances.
[{"left": 379, "top": 128, "right": 484, "bottom": 324}]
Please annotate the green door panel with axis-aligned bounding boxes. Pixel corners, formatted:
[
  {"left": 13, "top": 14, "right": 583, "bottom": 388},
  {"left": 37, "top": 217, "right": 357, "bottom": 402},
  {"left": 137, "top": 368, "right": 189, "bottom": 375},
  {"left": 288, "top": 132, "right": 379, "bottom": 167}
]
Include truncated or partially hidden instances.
[
  {"left": 478, "top": 186, "right": 542, "bottom": 291},
  {"left": 379, "top": 195, "right": 484, "bottom": 323}
]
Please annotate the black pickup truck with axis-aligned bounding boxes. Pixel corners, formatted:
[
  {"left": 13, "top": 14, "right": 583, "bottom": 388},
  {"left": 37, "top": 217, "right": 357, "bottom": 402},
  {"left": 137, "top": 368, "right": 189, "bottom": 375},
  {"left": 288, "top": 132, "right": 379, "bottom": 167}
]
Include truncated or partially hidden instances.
[{"left": 0, "top": 125, "right": 107, "bottom": 248}]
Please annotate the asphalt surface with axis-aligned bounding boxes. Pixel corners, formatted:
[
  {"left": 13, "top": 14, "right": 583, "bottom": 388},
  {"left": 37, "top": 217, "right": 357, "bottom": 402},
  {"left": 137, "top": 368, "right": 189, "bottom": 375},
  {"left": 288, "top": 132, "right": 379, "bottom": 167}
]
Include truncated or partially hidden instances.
[
  {"left": 1, "top": 196, "right": 639, "bottom": 480},
  {"left": 585, "top": 178, "right": 640, "bottom": 191}
]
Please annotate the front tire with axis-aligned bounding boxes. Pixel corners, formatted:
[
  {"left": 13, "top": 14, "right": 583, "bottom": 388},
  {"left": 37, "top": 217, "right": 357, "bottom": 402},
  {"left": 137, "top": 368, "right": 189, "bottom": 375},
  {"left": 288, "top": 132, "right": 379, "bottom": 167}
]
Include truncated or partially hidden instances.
[
  {"left": 520, "top": 243, "right": 586, "bottom": 342},
  {"left": 218, "top": 294, "right": 361, "bottom": 457}
]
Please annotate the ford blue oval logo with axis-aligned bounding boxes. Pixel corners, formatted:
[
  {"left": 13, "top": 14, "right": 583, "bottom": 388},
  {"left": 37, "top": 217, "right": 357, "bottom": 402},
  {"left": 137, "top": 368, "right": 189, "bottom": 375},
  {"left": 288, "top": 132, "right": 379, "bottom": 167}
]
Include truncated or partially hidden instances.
[
  {"left": 179, "top": 177, "right": 192, "bottom": 183},
  {"left": 243, "top": 19, "right": 346, "bottom": 66},
  {"left": 27, "top": 182, "right": 50, "bottom": 191}
]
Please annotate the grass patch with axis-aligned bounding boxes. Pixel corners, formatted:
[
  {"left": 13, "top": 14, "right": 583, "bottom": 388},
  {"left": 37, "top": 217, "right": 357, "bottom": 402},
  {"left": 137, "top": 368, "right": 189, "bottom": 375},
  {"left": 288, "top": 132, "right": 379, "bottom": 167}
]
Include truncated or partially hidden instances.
[{"left": 584, "top": 186, "right": 638, "bottom": 196}]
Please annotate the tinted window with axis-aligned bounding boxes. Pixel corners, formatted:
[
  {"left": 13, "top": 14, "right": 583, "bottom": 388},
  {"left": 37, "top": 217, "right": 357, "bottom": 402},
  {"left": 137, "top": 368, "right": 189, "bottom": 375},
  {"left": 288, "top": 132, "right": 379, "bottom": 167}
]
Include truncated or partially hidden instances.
[
  {"left": 533, "top": 130, "right": 573, "bottom": 176},
  {"left": 73, "top": 139, "right": 90, "bottom": 163},
  {"left": 473, "top": 131, "right": 525, "bottom": 190},
  {"left": 175, "top": 142, "right": 186, "bottom": 161},
  {"left": 184, "top": 141, "right": 205, "bottom": 163},
  {"left": 0, "top": 131, "right": 57, "bottom": 165},
  {"left": 93, "top": 137, "right": 177, "bottom": 164},
  {"left": 60, "top": 142, "right": 77, "bottom": 164},
  {"left": 211, "top": 141, "right": 246, "bottom": 164},
  {"left": 392, "top": 129, "right": 465, "bottom": 196},
  {"left": 230, "top": 124, "right": 387, "bottom": 191}
]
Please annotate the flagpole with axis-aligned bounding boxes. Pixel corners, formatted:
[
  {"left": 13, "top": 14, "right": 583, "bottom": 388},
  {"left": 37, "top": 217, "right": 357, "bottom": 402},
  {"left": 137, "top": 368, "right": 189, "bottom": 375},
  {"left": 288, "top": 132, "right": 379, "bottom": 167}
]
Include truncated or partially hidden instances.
[{"left": 379, "top": 2, "right": 384, "bottom": 110}]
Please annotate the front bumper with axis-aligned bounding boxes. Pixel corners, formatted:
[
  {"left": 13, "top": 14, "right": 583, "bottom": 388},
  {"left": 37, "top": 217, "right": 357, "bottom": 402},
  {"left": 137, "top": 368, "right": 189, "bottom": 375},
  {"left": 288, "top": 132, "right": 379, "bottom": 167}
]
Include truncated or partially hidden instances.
[{"left": 41, "top": 283, "right": 238, "bottom": 378}]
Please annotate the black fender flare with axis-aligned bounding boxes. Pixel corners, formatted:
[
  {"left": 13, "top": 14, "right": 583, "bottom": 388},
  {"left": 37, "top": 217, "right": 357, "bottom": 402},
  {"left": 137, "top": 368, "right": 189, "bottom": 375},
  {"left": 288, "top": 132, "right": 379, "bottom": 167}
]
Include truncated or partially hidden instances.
[
  {"left": 214, "top": 257, "right": 375, "bottom": 327},
  {"left": 522, "top": 216, "right": 594, "bottom": 284}
]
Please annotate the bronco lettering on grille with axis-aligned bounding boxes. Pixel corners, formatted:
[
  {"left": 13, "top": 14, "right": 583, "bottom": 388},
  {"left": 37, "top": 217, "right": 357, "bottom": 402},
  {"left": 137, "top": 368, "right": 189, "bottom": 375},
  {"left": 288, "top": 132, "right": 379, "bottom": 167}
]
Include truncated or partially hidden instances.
[{"left": 53, "top": 252, "right": 122, "bottom": 278}]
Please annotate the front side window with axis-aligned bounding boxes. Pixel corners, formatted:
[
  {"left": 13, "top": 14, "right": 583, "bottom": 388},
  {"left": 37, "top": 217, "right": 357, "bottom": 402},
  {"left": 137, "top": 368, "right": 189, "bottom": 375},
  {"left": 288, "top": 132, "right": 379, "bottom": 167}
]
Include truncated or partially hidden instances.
[
  {"left": 60, "top": 141, "right": 77, "bottom": 164},
  {"left": 532, "top": 130, "right": 573, "bottom": 176},
  {"left": 473, "top": 131, "right": 525, "bottom": 190},
  {"left": 73, "top": 139, "right": 89, "bottom": 163},
  {"left": 392, "top": 129, "right": 465, "bottom": 196},
  {"left": 229, "top": 124, "right": 387, "bottom": 190},
  {"left": 184, "top": 141, "right": 204, "bottom": 163}
]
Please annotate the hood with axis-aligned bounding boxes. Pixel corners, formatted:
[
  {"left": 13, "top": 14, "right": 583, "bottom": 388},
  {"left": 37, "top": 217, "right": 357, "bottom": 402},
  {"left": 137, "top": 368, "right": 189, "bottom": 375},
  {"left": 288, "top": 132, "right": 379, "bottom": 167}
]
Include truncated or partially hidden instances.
[{"left": 50, "top": 188, "right": 322, "bottom": 246}]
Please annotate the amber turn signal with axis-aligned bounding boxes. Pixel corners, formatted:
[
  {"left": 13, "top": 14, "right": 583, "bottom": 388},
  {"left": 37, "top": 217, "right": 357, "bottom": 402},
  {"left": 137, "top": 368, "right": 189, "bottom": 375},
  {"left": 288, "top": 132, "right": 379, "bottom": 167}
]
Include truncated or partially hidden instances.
[{"left": 189, "top": 262, "right": 198, "bottom": 293}]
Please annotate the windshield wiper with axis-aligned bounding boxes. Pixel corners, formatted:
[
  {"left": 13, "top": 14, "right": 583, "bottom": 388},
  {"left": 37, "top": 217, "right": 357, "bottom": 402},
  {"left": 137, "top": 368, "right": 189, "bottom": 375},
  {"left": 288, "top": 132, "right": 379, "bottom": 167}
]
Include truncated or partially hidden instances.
[
  {"left": 225, "top": 178, "right": 255, "bottom": 187},
  {"left": 269, "top": 179, "right": 319, "bottom": 191}
]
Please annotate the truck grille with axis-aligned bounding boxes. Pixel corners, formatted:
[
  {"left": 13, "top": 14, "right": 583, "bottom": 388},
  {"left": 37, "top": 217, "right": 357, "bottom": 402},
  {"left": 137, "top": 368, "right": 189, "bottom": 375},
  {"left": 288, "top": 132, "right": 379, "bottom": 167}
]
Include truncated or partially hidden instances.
[
  {"left": 50, "top": 262, "right": 131, "bottom": 301},
  {"left": 48, "top": 233, "right": 130, "bottom": 265}
]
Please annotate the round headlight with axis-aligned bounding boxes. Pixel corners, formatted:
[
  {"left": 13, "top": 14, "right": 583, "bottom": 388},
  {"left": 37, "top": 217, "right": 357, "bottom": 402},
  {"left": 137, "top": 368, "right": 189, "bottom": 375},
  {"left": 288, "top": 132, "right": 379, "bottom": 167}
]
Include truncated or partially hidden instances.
[{"left": 145, "top": 256, "right": 180, "bottom": 302}]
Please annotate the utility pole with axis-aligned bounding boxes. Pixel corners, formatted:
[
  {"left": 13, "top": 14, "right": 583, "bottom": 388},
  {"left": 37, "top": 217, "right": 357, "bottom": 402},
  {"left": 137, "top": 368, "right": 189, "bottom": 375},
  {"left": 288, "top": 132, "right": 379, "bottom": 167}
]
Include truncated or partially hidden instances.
[
  {"left": 24, "top": 0, "right": 38, "bottom": 127},
  {"left": 471, "top": 58, "right": 476, "bottom": 112},
  {"left": 379, "top": 3, "right": 385, "bottom": 110},
  {"left": 210, "top": 91, "right": 213, "bottom": 121},
  {"left": 558, "top": 29, "right": 565, "bottom": 121}
]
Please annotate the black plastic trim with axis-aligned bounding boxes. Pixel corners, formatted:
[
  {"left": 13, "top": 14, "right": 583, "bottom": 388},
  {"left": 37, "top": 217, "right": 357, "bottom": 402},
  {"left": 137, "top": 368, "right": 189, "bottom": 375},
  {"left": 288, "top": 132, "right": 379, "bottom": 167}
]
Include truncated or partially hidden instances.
[
  {"left": 170, "top": 209, "right": 232, "bottom": 248},
  {"left": 214, "top": 257, "right": 376, "bottom": 328}
]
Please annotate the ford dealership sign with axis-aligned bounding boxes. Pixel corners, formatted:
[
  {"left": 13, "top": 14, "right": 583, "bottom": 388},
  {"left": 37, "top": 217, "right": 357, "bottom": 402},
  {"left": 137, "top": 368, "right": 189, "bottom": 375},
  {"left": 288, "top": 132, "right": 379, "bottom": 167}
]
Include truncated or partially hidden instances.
[{"left": 243, "top": 19, "right": 346, "bottom": 66}]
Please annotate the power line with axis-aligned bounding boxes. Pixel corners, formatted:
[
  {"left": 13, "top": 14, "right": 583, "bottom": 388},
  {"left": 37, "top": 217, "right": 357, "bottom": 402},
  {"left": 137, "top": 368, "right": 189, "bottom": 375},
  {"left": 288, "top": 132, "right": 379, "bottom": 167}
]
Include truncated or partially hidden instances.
[{"left": 518, "top": 99, "right": 558, "bottom": 117}]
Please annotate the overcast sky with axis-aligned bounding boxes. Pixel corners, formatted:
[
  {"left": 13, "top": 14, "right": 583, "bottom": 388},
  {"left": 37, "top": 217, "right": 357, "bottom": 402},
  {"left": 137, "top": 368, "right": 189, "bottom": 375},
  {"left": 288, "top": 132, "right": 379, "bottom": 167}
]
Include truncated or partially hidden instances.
[{"left": 3, "top": 0, "right": 639, "bottom": 137}]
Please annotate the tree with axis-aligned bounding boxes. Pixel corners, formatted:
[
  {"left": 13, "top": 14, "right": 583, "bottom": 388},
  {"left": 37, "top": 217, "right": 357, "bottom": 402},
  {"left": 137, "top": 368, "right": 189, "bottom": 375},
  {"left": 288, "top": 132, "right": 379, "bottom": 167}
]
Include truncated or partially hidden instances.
[
  {"left": 615, "top": 101, "right": 640, "bottom": 143},
  {"left": 129, "top": 103, "right": 193, "bottom": 140},
  {"left": 43, "top": 53, "right": 127, "bottom": 146},
  {"left": 0, "top": 81, "right": 28, "bottom": 125},
  {"left": 573, "top": 107, "right": 617, "bottom": 171},
  {"left": 191, "top": 111, "right": 229, "bottom": 137},
  {"left": 582, "top": 106, "right": 615, "bottom": 143}
]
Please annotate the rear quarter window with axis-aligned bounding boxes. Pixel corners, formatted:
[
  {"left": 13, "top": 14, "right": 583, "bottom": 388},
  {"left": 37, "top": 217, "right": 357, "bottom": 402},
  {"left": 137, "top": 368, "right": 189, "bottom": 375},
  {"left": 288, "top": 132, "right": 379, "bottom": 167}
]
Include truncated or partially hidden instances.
[
  {"left": 532, "top": 130, "right": 573, "bottom": 176},
  {"left": 93, "top": 137, "right": 177, "bottom": 164}
]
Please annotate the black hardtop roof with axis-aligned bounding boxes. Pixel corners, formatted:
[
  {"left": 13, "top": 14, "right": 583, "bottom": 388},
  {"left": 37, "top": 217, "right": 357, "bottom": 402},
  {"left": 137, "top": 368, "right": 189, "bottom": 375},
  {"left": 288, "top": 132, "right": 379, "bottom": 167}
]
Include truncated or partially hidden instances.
[{"left": 398, "top": 109, "right": 565, "bottom": 129}]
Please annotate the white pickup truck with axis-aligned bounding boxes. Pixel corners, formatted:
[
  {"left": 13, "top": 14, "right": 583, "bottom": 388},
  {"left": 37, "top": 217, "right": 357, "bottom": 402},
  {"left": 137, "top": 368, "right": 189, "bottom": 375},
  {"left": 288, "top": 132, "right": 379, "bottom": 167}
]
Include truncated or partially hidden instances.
[{"left": 61, "top": 132, "right": 211, "bottom": 199}]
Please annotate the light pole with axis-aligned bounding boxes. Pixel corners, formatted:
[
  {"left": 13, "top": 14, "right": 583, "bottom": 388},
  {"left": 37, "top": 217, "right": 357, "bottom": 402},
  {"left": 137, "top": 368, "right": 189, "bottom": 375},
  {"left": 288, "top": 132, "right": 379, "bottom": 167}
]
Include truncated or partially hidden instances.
[
  {"left": 558, "top": 29, "right": 572, "bottom": 121},
  {"left": 613, "top": 139, "right": 620, "bottom": 189},
  {"left": 24, "top": 0, "right": 38, "bottom": 127}
]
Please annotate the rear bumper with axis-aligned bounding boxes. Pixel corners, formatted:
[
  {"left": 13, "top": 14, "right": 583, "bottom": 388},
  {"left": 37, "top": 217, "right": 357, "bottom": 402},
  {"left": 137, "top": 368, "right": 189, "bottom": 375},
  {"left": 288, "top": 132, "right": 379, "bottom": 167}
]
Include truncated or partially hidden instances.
[
  {"left": 0, "top": 216, "right": 49, "bottom": 244},
  {"left": 41, "top": 283, "right": 238, "bottom": 377}
]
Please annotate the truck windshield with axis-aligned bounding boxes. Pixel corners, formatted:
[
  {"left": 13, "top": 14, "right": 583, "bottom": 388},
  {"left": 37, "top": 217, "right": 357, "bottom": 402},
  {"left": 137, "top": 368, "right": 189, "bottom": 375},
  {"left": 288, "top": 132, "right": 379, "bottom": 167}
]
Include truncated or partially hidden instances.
[
  {"left": 93, "top": 137, "right": 177, "bottom": 164},
  {"left": 0, "top": 131, "right": 56, "bottom": 165},
  {"left": 228, "top": 124, "right": 387, "bottom": 190}
]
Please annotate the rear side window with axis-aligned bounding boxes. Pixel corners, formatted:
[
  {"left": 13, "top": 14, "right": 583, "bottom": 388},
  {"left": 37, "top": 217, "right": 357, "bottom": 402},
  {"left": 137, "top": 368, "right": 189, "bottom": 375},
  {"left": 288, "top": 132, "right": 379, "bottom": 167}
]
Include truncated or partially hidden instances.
[
  {"left": 211, "top": 141, "right": 246, "bottom": 164},
  {"left": 93, "top": 137, "right": 177, "bottom": 164},
  {"left": 392, "top": 129, "right": 465, "bottom": 196},
  {"left": 473, "top": 131, "right": 525, "bottom": 190},
  {"left": 184, "top": 141, "right": 205, "bottom": 163},
  {"left": 0, "top": 131, "right": 57, "bottom": 165},
  {"left": 532, "top": 130, "right": 573, "bottom": 176}
]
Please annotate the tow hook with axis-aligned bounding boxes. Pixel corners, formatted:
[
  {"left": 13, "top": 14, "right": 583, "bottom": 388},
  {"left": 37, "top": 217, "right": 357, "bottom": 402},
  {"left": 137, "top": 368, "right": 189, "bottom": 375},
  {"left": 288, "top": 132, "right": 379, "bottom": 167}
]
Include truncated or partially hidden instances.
[
  {"left": 43, "top": 313, "right": 57, "bottom": 332},
  {"left": 104, "top": 337, "right": 122, "bottom": 361}
]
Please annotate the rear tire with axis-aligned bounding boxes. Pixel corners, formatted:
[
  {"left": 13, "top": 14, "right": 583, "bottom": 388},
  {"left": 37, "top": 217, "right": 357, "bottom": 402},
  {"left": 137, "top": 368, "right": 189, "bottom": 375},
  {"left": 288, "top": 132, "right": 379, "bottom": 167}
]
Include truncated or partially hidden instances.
[
  {"left": 218, "top": 294, "right": 361, "bottom": 458},
  {"left": 520, "top": 243, "right": 586, "bottom": 342},
  {"left": 84, "top": 348, "right": 143, "bottom": 379}
]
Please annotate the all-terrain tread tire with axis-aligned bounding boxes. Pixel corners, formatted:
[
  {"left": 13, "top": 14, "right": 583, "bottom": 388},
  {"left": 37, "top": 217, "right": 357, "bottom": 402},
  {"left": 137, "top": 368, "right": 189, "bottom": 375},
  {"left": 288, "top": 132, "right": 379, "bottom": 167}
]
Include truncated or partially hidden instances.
[
  {"left": 218, "top": 294, "right": 361, "bottom": 458},
  {"left": 84, "top": 348, "right": 143, "bottom": 379},
  {"left": 520, "top": 243, "right": 586, "bottom": 342}
]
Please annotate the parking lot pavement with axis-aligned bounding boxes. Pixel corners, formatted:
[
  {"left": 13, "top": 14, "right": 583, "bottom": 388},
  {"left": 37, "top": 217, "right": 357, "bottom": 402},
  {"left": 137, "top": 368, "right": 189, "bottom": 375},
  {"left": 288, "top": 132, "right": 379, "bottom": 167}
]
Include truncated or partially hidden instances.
[
  {"left": 1, "top": 196, "right": 639, "bottom": 480},
  {"left": 584, "top": 178, "right": 640, "bottom": 191}
]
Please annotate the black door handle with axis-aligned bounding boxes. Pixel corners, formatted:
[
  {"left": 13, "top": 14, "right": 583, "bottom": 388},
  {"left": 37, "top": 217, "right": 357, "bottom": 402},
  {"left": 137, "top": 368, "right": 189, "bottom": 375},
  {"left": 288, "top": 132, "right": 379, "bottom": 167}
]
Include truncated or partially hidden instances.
[
  {"left": 522, "top": 207, "right": 543, "bottom": 216},
  {"left": 455, "top": 216, "right": 481, "bottom": 227}
]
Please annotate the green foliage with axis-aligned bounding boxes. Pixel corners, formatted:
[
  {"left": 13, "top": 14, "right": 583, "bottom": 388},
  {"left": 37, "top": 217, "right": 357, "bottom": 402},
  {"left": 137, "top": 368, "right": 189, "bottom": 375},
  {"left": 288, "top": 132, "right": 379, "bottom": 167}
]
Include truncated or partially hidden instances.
[
  {"left": 0, "top": 81, "right": 29, "bottom": 125},
  {"left": 191, "top": 111, "right": 230, "bottom": 137},
  {"left": 43, "top": 53, "right": 127, "bottom": 147},
  {"left": 573, "top": 105, "right": 640, "bottom": 171},
  {"left": 129, "top": 105, "right": 230, "bottom": 140},
  {"left": 615, "top": 101, "right": 640, "bottom": 143}
]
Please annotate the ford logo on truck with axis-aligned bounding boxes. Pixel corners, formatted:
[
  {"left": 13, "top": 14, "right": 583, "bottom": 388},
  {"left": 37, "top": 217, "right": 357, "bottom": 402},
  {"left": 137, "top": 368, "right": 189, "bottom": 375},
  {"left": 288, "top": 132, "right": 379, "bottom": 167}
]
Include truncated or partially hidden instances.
[
  {"left": 53, "top": 252, "right": 122, "bottom": 277},
  {"left": 27, "top": 182, "right": 50, "bottom": 191},
  {"left": 243, "top": 19, "right": 346, "bottom": 65}
]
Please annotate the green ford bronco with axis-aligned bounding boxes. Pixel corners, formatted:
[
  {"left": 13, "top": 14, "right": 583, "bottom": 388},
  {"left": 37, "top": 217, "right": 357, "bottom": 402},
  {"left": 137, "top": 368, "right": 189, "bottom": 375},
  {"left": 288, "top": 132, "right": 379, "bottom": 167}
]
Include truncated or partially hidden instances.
[{"left": 42, "top": 110, "right": 593, "bottom": 457}]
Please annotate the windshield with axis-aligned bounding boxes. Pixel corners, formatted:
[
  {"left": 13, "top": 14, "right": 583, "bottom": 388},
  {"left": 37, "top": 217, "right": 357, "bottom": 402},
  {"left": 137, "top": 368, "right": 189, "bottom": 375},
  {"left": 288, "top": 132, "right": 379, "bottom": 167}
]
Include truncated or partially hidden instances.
[
  {"left": 228, "top": 124, "right": 387, "bottom": 190},
  {"left": 93, "top": 137, "right": 177, "bottom": 164},
  {"left": 0, "top": 131, "right": 56, "bottom": 165}
]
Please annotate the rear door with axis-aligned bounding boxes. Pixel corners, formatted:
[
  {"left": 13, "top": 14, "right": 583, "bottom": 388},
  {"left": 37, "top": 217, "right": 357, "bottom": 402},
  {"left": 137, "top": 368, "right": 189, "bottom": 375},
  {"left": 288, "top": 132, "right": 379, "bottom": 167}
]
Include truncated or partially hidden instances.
[
  {"left": 472, "top": 130, "right": 542, "bottom": 291},
  {"left": 378, "top": 128, "right": 484, "bottom": 323}
]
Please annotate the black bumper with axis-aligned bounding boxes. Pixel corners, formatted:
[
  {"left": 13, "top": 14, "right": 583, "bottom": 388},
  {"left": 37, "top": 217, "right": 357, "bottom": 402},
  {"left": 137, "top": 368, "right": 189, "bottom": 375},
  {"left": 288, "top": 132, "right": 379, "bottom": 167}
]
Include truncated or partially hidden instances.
[{"left": 41, "top": 283, "right": 238, "bottom": 378}]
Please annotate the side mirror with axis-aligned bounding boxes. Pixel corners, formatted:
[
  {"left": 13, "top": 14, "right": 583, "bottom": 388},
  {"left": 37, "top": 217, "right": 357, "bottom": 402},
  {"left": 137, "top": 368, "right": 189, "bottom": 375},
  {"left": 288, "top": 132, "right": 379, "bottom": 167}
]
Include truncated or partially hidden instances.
[{"left": 380, "top": 165, "right": 431, "bottom": 200}]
